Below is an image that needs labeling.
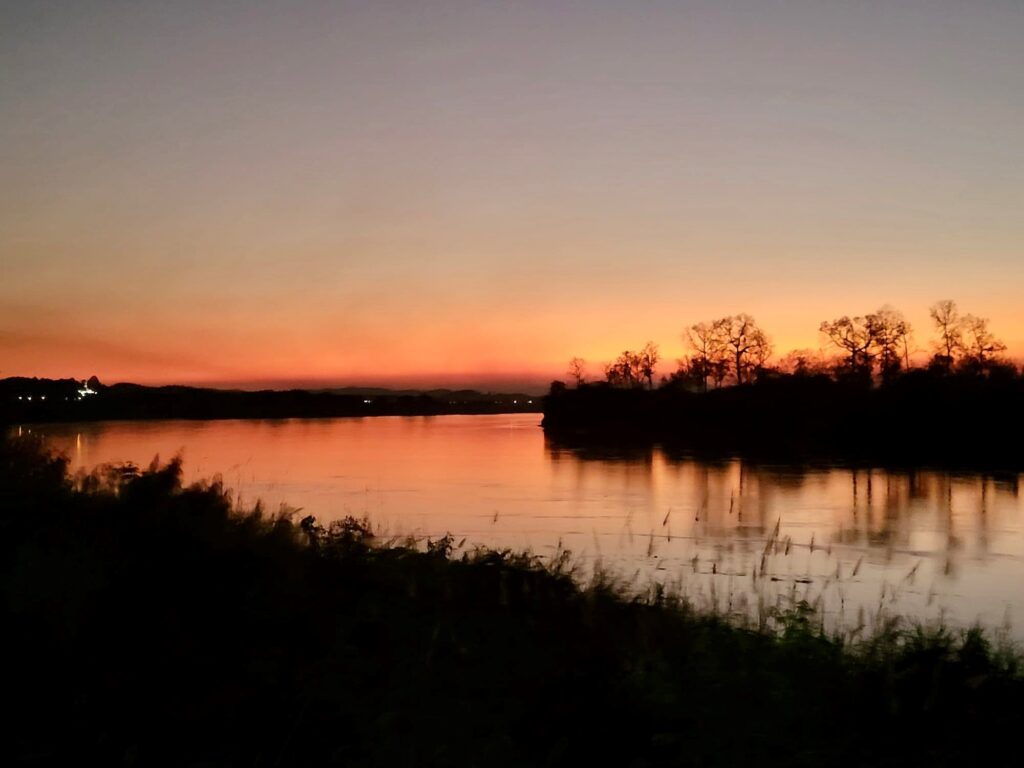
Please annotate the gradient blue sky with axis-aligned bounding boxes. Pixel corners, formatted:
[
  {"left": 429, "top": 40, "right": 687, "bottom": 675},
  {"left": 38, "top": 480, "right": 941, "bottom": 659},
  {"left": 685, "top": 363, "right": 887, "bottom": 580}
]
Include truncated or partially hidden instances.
[{"left": 2, "top": 0, "right": 1022, "bottom": 389}]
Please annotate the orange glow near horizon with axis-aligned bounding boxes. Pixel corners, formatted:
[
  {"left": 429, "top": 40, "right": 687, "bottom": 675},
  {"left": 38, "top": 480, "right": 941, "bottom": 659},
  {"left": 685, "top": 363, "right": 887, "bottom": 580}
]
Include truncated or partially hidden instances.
[
  {"left": 3, "top": 296, "right": 1023, "bottom": 391},
  {"left": 3, "top": 2, "right": 1023, "bottom": 388}
]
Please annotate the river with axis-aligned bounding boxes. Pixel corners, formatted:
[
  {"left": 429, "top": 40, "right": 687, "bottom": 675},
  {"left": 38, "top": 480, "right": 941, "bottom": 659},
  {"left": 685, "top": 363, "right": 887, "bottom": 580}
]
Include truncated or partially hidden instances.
[{"left": 23, "top": 413, "right": 1024, "bottom": 637}]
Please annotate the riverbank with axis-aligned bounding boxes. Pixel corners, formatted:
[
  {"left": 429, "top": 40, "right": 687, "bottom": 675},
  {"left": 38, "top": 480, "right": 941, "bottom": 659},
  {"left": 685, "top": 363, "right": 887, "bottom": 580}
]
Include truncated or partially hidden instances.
[
  {"left": 3, "top": 434, "right": 1023, "bottom": 766},
  {"left": 543, "top": 371, "right": 1024, "bottom": 471},
  {"left": 0, "top": 377, "right": 541, "bottom": 423}
]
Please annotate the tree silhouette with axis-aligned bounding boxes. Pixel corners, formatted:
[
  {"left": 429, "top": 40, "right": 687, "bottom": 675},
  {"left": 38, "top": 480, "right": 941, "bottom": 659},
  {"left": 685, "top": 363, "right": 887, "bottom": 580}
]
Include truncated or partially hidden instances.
[
  {"left": 639, "top": 342, "right": 659, "bottom": 390},
  {"left": 929, "top": 299, "right": 963, "bottom": 371},
  {"left": 819, "top": 315, "right": 875, "bottom": 380},
  {"left": 666, "top": 357, "right": 704, "bottom": 391},
  {"left": 570, "top": 300, "right": 1014, "bottom": 395},
  {"left": 959, "top": 315, "right": 1007, "bottom": 373},
  {"left": 722, "top": 314, "right": 771, "bottom": 385},
  {"left": 605, "top": 343, "right": 659, "bottom": 389},
  {"left": 867, "top": 306, "right": 912, "bottom": 380},
  {"left": 567, "top": 357, "right": 587, "bottom": 387},
  {"left": 926, "top": 301, "right": 1009, "bottom": 376},
  {"left": 605, "top": 351, "right": 642, "bottom": 389},
  {"left": 685, "top": 319, "right": 730, "bottom": 392}
]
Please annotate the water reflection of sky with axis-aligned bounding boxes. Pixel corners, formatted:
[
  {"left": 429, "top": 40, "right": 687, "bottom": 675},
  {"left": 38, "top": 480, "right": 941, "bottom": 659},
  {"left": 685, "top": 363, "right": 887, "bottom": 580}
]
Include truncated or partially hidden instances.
[{"left": 25, "top": 415, "right": 1024, "bottom": 637}]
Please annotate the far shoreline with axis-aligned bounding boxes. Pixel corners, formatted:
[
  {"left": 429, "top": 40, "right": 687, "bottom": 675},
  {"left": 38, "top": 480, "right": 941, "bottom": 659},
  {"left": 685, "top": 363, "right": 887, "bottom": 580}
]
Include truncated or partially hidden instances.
[
  {"left": 542, "top": 370, "right": 1024, "bottom": 473},
  {"left": 0, "top": 376, "right": 543, "bottom": 426}
]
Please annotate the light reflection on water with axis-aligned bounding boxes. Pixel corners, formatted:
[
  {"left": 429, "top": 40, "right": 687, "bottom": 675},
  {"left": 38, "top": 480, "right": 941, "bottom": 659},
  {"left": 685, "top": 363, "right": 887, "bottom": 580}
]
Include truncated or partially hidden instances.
[{"left": 27, "top": 414, "right": 1024, "bottom": 636}]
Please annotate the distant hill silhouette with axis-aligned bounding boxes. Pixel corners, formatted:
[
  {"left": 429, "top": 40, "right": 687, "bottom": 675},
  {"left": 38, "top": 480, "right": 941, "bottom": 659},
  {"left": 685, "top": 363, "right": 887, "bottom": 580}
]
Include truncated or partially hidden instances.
[{"left": 0, "top": 377, "right": 541, "bottom": 424}]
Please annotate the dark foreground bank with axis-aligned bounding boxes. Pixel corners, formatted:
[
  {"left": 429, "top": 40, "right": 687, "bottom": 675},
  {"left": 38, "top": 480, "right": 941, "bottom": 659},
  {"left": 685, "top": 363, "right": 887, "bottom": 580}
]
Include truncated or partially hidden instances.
[{"left": 3, "top": 435, "right": 1023, "bottom": 767}]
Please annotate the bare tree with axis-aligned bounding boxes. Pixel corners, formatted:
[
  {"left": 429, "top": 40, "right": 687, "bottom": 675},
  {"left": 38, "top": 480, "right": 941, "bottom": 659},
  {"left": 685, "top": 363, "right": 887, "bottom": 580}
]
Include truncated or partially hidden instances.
[
  {"left": 722, "top": 314, "right": 771, "bottom": 385},
  {"left": 960, "top": 314, "right": 1007, "bottom": 371},
  {"left": 567, "top": 357, "right": 587, "bottom": 387},
  {"left": 819, "top": 315, "right": 875, "bottom": 378},
  {"left": 927, "top": 301, "right": 1006, "bottom": 375},
  {"left": 867, "top": 306, "right": 912, "bottom": 380},
  {"left": 929, "top": 299, "right": 962, "bottom": 370},
  {"left": 639, "top": 341, "right": 659, "bottom": 390},
  {"left": 685, "top": 319, "right": 730, "bottom": 392}
]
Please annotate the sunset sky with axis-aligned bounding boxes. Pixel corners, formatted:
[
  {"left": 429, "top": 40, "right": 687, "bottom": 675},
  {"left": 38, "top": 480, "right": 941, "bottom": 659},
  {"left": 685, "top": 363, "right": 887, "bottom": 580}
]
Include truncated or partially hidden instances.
[{"left": 3, "top": 0, "right": 1022, "bottom": 391}]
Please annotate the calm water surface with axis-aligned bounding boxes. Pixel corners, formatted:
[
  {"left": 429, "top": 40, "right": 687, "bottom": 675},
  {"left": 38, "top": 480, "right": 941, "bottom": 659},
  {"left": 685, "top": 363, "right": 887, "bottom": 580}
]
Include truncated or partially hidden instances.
[{"left": 26, "top": 414, "right": 1024, "bottom": 636}]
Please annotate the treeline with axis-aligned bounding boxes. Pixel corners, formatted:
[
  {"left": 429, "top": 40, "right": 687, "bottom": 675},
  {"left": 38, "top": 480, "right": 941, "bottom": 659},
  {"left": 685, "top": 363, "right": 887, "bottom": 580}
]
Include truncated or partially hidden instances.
[
  {"left": 0, "top": 378, "right": 541, "bottom": 424},
  {"left": 563, "top": 299, "right": 1016, "bottom": 393},
  {"left": 4, "top": 434, "right": 1024, "bottom": 765},
  {"left": 547, "top": 301, "right": 1024, "bottom": 469}
]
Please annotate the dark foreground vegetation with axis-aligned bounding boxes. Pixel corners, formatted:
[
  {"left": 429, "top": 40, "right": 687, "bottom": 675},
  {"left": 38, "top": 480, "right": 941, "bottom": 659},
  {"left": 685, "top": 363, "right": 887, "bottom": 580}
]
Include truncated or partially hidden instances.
[
  {"left": 0, "top": 377, "right": 540, "bottom": 424},
  {"left": 3, "top": 435, "right": 1023, "bottom": 766}
]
